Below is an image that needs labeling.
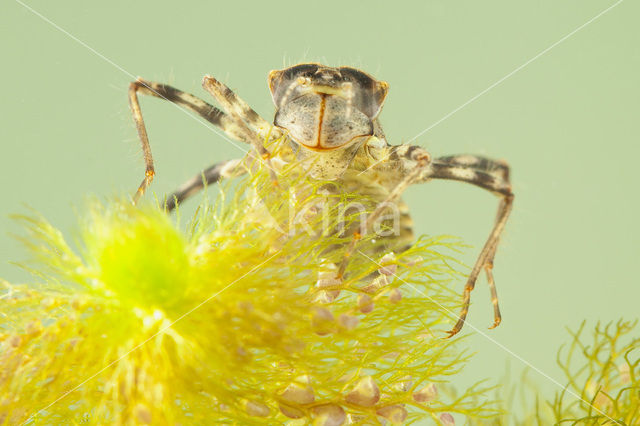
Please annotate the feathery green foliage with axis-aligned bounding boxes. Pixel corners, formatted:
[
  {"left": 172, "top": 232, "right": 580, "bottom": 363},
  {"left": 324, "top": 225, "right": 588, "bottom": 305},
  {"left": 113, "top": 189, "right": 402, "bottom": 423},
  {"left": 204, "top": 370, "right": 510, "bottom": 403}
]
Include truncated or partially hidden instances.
[
  {"left": 0, "top": 156, "right": 498, "bottom": 425},
  {"left": 484, "top": 320, "right": 640, "bottom": 425},
  {"left": 552, "top": 320, "right": 640, "bottom": 425}
]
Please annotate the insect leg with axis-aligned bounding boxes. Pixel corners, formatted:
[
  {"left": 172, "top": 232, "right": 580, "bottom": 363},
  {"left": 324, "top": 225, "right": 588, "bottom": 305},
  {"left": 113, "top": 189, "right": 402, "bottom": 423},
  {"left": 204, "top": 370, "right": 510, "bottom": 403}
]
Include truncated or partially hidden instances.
[
  {"left": 164, "top": 158, "right": 246, "bottom": 211},
  {"left": 202, "top": 76, "right": 280, "bottom": 185},
  {"left": 128, "top": 79, "right": 258, "bottom": 203},
  {"left": 425, "top": 155, "right": 514, "bottom": 337},
  {"left": 436, "top": 154, "right": 510, "bottom": 181},
  {"left": 201, "top": 76, "right": 277, "bottom": 136}
]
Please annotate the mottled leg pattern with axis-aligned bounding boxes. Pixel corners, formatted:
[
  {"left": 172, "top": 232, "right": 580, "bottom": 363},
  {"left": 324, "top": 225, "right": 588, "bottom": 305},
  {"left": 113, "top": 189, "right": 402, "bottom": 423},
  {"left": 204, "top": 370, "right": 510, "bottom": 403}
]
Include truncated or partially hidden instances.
[
  {"left": 425, "top": 154, "right": 514, "bottom": 337},
  {"left": 436, "top": 154, "right": 510, "bottom": 181},
  {"left": 128, "top": 78, "right": 269, "bottom": 204},
  {"left": 201, "top": 76, "right": 275, "bottom": 135},
  {"left": 201, "top": 76, "right": 280, "bottom": 184},
  {"left": 164, "top": 159, "right": 245, "bottom": 211}
]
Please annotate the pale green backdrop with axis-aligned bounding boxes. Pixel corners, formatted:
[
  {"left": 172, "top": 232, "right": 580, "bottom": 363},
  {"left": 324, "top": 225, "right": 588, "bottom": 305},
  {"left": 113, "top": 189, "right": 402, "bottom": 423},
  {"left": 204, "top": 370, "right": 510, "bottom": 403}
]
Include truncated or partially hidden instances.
[{"left": 1, "top": 0, "right": 638, "bottom": 421}]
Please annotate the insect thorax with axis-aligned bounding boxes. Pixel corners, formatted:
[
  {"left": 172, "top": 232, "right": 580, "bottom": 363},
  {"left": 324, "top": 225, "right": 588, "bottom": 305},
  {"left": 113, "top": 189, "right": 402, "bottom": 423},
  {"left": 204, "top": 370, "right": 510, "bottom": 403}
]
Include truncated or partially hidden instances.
[{"left": 271, "top": 134, "right": 415, "bottom": 254}]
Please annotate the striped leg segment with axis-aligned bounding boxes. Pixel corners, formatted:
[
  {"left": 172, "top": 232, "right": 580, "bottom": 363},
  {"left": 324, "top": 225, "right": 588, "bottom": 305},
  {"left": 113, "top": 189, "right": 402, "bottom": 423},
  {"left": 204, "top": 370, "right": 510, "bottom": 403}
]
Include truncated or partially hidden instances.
[
  {"left": 164, "top": 159, "right": 245, "bottom": 211},
  {"left": 202, "top": 76, "right": 280, "bottom": 184},
  {"left": 130, "top": 79, "right": 259, "bottom": 144},
  {"left": 128, "top": 78, "right": 269, "bottom": 204},
  {"left": 424, "top": 154, "right": 514, "bottom": 337},
  {"left": 436, "top": 154, "right": 510, "bottom": 181},
  {"left": 201, "top": 76, "right": 275, "bottom": 135}
]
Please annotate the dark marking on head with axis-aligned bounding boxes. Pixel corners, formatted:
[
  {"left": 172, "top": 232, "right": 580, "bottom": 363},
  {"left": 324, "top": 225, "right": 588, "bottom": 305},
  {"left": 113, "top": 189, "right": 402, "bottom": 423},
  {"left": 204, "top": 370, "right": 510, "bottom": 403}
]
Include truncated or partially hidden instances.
[
  {"left": 268, "top": 63, "right": 389, "bottom": 119},
  {"left": 268, "top": 63, "right": 388, "bottom": 151}
]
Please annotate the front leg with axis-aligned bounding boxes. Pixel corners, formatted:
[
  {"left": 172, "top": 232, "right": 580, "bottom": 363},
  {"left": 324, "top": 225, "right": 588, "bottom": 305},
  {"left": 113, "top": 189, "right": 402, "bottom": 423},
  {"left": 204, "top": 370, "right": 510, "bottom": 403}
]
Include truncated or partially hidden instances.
[
  {"left": 424, "top": 155, "right": 514, "bottom": 337},
  {"left": 355, "top": 147, "right": 514, "bottom": 337},
  {"left": 128, "top": 79, "right": 259, "bottom": 203},
  {"left": 164, "top": 158, "right": 246, "bottom": 211}
]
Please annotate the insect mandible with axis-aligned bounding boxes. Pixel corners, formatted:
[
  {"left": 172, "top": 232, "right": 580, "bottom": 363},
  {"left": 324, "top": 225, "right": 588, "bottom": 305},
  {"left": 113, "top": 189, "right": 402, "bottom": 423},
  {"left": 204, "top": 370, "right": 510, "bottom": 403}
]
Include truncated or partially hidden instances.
[{"left": 127, "top": 63, "right": 514, "bottom": 337}]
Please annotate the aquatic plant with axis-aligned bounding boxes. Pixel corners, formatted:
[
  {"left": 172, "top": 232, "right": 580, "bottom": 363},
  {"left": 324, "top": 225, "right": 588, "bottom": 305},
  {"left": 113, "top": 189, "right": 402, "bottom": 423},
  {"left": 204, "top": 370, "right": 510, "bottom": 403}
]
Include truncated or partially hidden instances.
[{"left": 0, "top": 157, "right": 497, "bottom": 424}]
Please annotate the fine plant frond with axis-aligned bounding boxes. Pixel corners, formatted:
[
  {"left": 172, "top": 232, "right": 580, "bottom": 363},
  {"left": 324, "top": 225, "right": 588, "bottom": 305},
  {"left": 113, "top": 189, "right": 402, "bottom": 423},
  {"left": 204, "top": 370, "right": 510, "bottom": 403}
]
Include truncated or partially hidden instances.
[{"left": 0, "top": 155, "right": 498, "bottom": 425}]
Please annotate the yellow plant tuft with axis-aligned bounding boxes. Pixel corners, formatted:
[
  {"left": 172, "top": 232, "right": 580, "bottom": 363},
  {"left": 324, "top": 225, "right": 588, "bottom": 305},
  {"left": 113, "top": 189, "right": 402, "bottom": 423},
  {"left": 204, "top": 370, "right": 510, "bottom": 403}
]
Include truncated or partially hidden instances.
[{"left": 0, "top": 156, "right": 499, "bottom": 424}]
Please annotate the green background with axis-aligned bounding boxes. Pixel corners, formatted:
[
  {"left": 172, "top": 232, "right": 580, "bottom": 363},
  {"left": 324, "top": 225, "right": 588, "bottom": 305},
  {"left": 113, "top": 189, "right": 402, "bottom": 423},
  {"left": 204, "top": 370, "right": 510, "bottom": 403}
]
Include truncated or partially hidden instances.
[{"left": 1, "top": 0, "right": 638, "bottom": 420}]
